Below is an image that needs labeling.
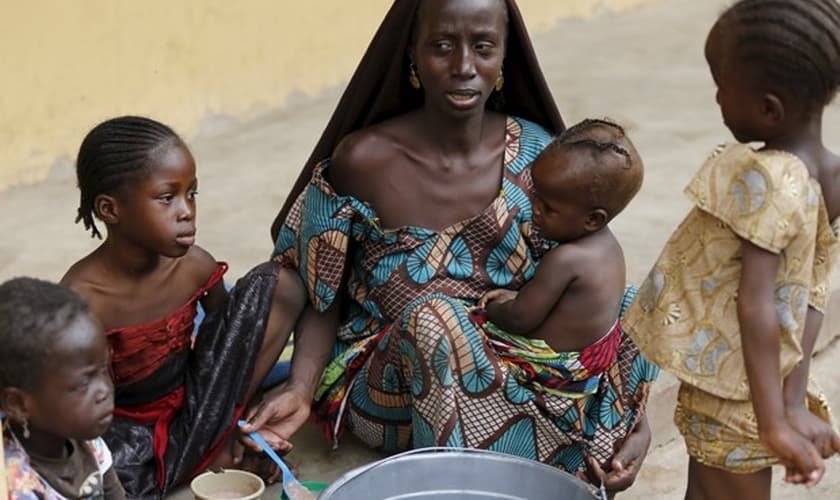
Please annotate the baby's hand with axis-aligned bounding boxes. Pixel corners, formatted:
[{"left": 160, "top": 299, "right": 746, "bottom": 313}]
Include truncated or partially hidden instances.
[
  {"left": 760, "top": 423, "right": 824, "bottom": 487},
  {"left": 786, "top": 405, "right": 840, "bottom": 459},
  {"left": 477, "top": 289, "right": 517, "bottom": 309}
]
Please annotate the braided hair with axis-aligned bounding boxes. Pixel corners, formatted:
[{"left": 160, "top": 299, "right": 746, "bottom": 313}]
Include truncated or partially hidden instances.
[
  {"left": 0, "top": 277, "right": 91, "bottom": 390},
  {"left": 75, "top": 116, "right": 182, "bottom": 238},
  {"left": 718, "top": 0, "right": 840, "bottom": 112},
  {"left": 537, "top": 118, "right": 641, "bottom": 220}
]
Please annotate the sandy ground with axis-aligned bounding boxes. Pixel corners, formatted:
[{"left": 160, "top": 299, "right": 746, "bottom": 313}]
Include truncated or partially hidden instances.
[{"left": 2, "top": 0, "right": 839, "bottom": 498}]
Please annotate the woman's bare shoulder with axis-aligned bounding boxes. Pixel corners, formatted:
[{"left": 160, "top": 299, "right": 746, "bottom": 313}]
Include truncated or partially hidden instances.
[{"left": 330, "top": 114, "right": 417, "bottom": 198}]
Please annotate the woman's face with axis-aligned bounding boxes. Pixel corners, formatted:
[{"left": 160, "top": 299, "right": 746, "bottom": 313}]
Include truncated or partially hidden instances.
[{"left": 413, "top": 0, "right": 507, "bottom": 118}]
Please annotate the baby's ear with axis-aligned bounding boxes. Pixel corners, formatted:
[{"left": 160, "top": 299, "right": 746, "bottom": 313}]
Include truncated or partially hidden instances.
[
  {"left": 94, "top": 194, "right": 120, "bottom": 225},
  {"left": 0, "top": 387, "right": 29, "bottom": 422},
  {"left": 584, "top": 209, "right": 609, "bottom": 232}
]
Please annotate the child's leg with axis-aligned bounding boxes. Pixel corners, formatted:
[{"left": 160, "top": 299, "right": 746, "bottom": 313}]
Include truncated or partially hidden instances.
[
  {"left": 244, "top": 266, "right": 306, "bottom": 399},
  {"left": 685, "top": 458, "right": 770, "bottom": 500}
]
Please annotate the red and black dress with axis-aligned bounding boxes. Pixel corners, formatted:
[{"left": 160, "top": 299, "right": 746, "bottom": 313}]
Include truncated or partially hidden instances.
[{"left": 103, "top": 261, "right": 279, "bottom": 499}]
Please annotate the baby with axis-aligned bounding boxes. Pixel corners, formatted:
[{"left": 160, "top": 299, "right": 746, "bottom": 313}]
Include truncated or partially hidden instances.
[{"left": 479, "top": 118, "right": 643, "bottom": 396}]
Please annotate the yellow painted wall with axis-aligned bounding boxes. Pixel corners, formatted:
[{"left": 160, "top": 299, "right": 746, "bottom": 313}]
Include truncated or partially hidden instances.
[{"left": 0, "top": 0, "right": 658, "bottom": 190}]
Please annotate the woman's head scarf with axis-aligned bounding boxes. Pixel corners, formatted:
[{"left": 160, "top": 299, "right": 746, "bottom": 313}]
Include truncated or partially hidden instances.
[{"left": 271, "top": 0, "right": 564, "bottom": 239}]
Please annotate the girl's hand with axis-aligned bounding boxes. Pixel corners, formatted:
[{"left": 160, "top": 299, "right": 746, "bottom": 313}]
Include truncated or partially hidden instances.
[
  {"left": 786, "top": 405, "right": 840, "bottom": 460},
  {"left": 477, "top": 289, "right": 517, "bottom": 309},
  {"left": 760, "top": 423, "right": 824, "bottom": 487}
]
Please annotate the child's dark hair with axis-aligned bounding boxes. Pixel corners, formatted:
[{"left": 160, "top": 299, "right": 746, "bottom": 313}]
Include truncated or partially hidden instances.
[
  {"left": 718, "top": 0, "right": 840, "bottom": 111},
  {"left": 538, "top": 118, "right": 642, "bottom": 220},
  {"left": 0, "top": 277, "right": 91, "bottom": 390},
  {"left": 75, "top": 116, "right": 182, "bottom": 239}
]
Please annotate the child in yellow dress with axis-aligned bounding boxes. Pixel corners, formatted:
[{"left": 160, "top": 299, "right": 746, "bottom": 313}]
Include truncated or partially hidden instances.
[{"left": 624, "top": 0, "right": 840, "bottom": 498}]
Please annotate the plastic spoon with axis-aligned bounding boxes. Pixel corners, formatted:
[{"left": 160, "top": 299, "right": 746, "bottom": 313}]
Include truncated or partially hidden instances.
[{"left": 237, "top": 420, "right": 315, "bottom": 500}]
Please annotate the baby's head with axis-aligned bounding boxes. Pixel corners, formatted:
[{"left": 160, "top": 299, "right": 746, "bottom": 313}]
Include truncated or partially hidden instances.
[
  {"left": 75, "top": 116, "right": 198, "bottom": 257},
  {"left": 531, "top": 118, "right": 642, "bottom": 243},
  {"left": 705, "top": 0, "right": 840, "bottom": 142},
  {"left": 0, "top": 278, "right": 113, "bottom": 442}
]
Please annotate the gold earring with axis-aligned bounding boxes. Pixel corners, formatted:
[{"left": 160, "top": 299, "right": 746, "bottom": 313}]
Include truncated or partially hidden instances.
[
  {"left": 409, "top": 64, "right": 421, "bottom": 90},
  {"left": 495, "top": 71, "right": 504, "bottom": 92},
  {"left": 22, "top": 418, "right": 30, "bottom": 439}
]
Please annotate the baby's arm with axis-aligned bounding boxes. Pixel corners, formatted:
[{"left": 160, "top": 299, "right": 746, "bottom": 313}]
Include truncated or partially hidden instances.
[
  {"left": 738, "top": 240, "right": 823, "bottom": 484},
  {"left": 482, "top": 246, "right": 577, "bottom": 335}
]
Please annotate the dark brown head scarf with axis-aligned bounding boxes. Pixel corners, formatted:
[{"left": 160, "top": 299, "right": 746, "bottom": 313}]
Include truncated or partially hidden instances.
[{"left": 271, "top": 0, "right": 564, "bottom": 239}]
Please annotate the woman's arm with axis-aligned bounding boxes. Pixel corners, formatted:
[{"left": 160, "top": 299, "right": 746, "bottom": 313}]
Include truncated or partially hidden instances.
[
  {"left": 238, "top": 302, "right": 339, "bottom": 453},
  {"left": 583, "top": 415, "right": 651, "bottom": 494},
  {"left": 738, "top": 240, "right": 823, "bottom": 484}
]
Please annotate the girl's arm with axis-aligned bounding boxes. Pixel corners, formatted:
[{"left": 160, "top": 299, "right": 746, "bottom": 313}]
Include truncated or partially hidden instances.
[
  {"left": 738, "top": 240, "right": 823, "bottom": 483},
  {"left": 783, "top": 308, "right": 821, "bottom": 409},
  {"left": 783, "top": 307, "right": 840, "bottom": 464}
]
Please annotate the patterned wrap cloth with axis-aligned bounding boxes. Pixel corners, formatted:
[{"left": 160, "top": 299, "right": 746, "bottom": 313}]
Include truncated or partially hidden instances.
[
  {"left": 274, "top": 116, "right": 659, "bottom": 473},
  {"left": 476, "top": 312, "right": 623, "bottom": 399},
  {"left": 3, "top": 426, "right": 113, "bottom": 500},
  {"left": 625, "top": 144, "right": 840, "bottom": 472}
]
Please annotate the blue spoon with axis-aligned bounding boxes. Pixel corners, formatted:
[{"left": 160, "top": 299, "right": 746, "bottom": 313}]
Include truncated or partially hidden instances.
[{"left": 237, "top": 420, "right": 313, "bottom": 500}]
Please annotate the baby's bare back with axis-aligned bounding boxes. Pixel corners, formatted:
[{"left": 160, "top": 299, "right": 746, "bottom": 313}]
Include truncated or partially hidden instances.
[{"left": 530, "top": 229, "right": 626, "bottom": 352}]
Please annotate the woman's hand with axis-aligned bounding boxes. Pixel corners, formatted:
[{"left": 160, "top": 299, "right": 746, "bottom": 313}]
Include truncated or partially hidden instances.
[
  {"left": 581, "top": 415, "right": 651, "bottom": 494},
  {"left": 233, "top": 387, "right": 311, "bottom": 461},
  {"left": 477, "top": 288, "right": 517, "bottom": 309}
]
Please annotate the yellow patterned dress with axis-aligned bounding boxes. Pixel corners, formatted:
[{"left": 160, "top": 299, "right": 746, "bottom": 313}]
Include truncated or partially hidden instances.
[{"left": 624, "top": 143, "right": 840, "bottom": 472}]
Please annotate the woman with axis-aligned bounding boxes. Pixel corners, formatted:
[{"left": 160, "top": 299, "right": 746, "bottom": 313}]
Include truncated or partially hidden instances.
[{"left": 243, "top": 0, "right": 657, "bottom": 492}]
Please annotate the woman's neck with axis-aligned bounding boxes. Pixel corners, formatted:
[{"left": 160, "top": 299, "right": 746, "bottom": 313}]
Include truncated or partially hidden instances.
[{"left": 418, "top": 106, "right": 489, "bottom": 156}]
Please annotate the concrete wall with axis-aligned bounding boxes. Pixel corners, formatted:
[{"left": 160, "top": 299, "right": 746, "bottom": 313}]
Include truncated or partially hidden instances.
[{"left": 0, "top": 0, "right": 659, "bottom": 190}]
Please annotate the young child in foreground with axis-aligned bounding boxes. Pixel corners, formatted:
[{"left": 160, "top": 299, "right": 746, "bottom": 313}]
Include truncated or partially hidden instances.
[
  {"left": 60, "top": 116, "right": 306, "bottom": 498},
  {"left": 624, "top": 1, "right": 840, "bottom": 498},
  {"left": 1, "top": 277, "right": 126, "bottom": 499}
]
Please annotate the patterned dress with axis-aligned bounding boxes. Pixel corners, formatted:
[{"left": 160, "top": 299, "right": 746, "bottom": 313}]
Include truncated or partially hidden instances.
[
  {"left": 624, "top": 144, "right": 839, "bottom": 472},
  {"left": 3, "top": 427, "right": 121, "bottom": 500},
  {"left": 274, "top": 116, "right": 659, "bottom": 472}
]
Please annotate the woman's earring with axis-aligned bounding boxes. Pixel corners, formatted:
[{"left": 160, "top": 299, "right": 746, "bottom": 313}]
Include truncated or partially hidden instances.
[
  {"left": 409, "top": 64, "right": 421, "bottom": 90},
  {"left": 22, "top": 418, "right": 30, "bottom": 439},
  {"left": 495, "top": 70, "right": 504, "bottom": 92}
]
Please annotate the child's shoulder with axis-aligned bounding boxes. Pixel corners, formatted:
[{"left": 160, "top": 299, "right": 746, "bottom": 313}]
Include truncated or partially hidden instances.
[
  {"left": 540, "top": 229, "right": 621, "bottom": 269},
  {"left": 61, "top": 251, "right": 105, "bottom": 298},
  {"left": 179, "top": 244, "right": 222, "bottom": 284},
  {"left": 61, "top": 245, "right": 224, "bottom": 322}
]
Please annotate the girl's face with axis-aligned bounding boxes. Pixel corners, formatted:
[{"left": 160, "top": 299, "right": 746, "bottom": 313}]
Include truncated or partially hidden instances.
[
  {"left": 24, "top": 314, "right": 114, "bottom": 443},
  {"left": 413, "top": 0, "right": 507, "bottom": 118},
  {"left": 116, "top": 143, "right": 198, "bottom": 258},
  {"left": 705, "top": 25, "right": 767, "bottom": 143}
]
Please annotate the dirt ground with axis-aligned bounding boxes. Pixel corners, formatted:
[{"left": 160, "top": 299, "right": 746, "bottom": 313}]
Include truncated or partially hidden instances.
[{"left": 2, "top": 0, "right": 838, "bottom": 498}]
